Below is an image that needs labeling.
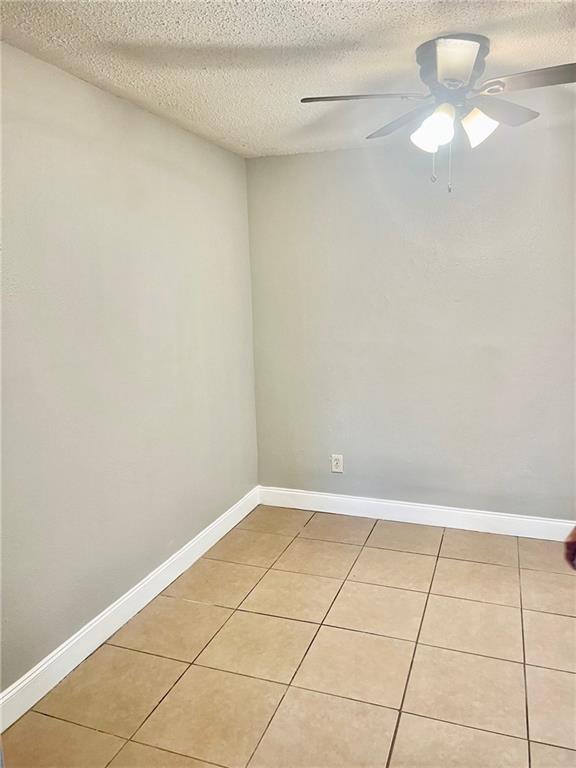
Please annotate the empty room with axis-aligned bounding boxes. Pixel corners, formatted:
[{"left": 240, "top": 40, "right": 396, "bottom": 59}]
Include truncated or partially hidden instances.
[{"left": 1, "top": 1, "right": 575, "bottom": 767}]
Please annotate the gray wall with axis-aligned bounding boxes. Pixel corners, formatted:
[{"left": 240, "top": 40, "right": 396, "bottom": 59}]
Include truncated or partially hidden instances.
[
  {"left": 2, "top": 44, "right": 257, "bottom": 687},
  {"left": 248, "top": 89, "right": 574, "bottom": 519},
  {"left": 2, "top": 41, "right": 574, "bottom": 691}
]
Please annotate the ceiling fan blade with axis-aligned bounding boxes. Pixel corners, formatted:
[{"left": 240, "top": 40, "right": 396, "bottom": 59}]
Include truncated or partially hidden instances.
[
  {"left": 435, "top": 37, "right": 480, "bottom": 86},
  {"left": 478, "top": 63, "right": 576, "bottom": 94},
  {"left": 469, "top": 95, "right": 540, "bottom": 126},
  {"left": 367, "top": 103, "right": 434, "bottom": 139},
  {"left": 301, "top": 93, "right": 427, "bottom": 103}
]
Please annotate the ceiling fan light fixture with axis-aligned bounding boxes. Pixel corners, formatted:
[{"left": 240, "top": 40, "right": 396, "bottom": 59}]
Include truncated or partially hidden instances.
[
  {"left": 410, "top": 102, "right": 455, "bottom": 153},
  {"left": 461, "top": 107, "right": 499, "bottom": 147}
]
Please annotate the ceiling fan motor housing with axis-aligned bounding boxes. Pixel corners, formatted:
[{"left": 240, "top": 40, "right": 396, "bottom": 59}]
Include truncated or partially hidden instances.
[{"left": 416, "top": 33, "right": 490, "bottom": 100}]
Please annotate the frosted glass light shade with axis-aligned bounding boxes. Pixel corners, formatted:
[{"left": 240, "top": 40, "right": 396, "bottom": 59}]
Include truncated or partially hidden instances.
[
  {"left": 410, "top": 103, "right": 456, "bottom": 153},
  {"left": 461, "top": 107, "right": 499, "bottom": 148}
]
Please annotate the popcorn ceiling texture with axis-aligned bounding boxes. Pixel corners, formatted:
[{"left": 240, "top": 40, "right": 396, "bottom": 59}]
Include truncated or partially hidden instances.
[{"left": 2, "top": 0, "right": 574, "bottom": 157}]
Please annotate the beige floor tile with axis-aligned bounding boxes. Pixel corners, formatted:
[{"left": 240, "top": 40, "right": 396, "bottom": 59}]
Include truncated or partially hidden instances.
[
  {"left": 524, "top": 611, "right": 576, "bottom": 672},
  {"left": 348, "top": 547, "right": 436, "bottom": 592},
  {"left": 420, "top": 595, "right": 523, "bottom": 661},
  {"left": 432, "top": 558, "right": 520, "bottom": 606},
  {"left": 35, "top": 645, "right": 187, "bottom": 738},
  {"left": 299, "top": 512, "right": 375, "bottom": 545},
  {"left": 293, "top": 625, "right": 413, "bottom": 708},
  {"left": 240, "top": 569, "right": 342, "bottom": 622},
  {"left": 367, "top": 520, "right": 443, "bottom": 556},
  {"left": 273, "top": 537, "right": 360, "bottom": 579},
  {"left": 519, "top": 538, "right": 576, "bottom": 577},
  {"left": 109, "top": 742, "right": 213, "bottom": 767},
  {"left": 163, "top": 558, "right": 266, "bottom": 608},
  {"left": 404, "top": 645, "right": 526, "bottom": 738},
  {"left": 390, "top": 713, "right": 529, "bottom": 768},
  {"left": 2, "top": 712, "right": 124, "bottom": 768},
  {"left": 134, "top": 665, "right": 285, "bottom": 768},
  {"left": 530, "top": 742, "right": 576, "bottom": 767},
  {"left": 521, "top": 570, "right": 576, "bottom": 616},
  {"left": 204, "top": 529, "right": 292, "bottom": 567},
  {"left": 195, "top": 610, "right": 316, "bottom": 683},
  {"left": 238, "top": 505, "right": 313, "bottom": 536},
  {"left": 441, "top": 529, "right": 518, "bottom": 567},
  {"left": 325, "top": 581, "right": 426, "bottom": 640},
  {"left": 527, "top": 666, "right": 576, "bottom": 749},
  {"left": 109, "top": 596, "right": 231, "bottom": 661},
  {"left": 250, "top": 686, "right": 397, "bottom": 768}
]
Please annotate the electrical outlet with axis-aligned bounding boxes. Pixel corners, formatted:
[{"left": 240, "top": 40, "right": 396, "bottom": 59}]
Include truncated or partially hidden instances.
[{"left": 331, "top": 454, "right": 344, "bottom": 473}]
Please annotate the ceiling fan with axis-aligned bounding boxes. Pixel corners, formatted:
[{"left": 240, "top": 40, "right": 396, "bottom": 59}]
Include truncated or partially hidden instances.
[{"left": 301, "top": 34, "right": 576, "bottom": 153}]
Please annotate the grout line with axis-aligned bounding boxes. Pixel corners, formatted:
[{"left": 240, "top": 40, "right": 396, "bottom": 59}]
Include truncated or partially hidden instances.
[
  {"left": 106, "top": 632, "right": 573, "bottom": 678},
  {"left": 160, "top": 593, "right": 248, "bottom": 609},
  {"left": 33, "top": 686, "right": 568, "bottom": 762},
  {"left": 168, "top": 560, "right": 571, "bottom": 616},
  {"left": 198, "top": 558, "right": 574, "bottom": 589},
  {"left": 238, "top": 509, "right": 315, "bottom": 534},
  {"left": 83, "top": 526, "right": 574, "bottom": 745},
  {"left": 273, "top": 561, "right": 360, "bottom": 579},
  {"left": 163, "top": 561, "right": 270, "bottom": 610},
  {"left": 369, "top": 543, "right": 521, "bottom": 570},
  {"left": 123, "top": 568, "right": 272, "bottom": 741},
  {"left": 385, "top": 527, "right": 446, "bottom": 768},
  {"left": 399, "top": 709, "right": 529, "bottom": 743},
  {"left": 25, "top": 710, "right": 128, "bottom": 741},
  {"left": 185, "top": 524, "right": 316, "bottom": 766},
  {"left": 518, "top": 606, "right": 576, "bottom": 619},
  {"left": 189, "top": 662, "right": 293, "bottom": 687},
  {"left": 294, "top": 533, "right": 378, "bottom": 547},
  {"left": 124, "top": 557, "right": 278, "bottom": 764},
  {"left": 16, "top": 516, "right": 574, "bottom": 763},
  {"left": 289, "top": 681, "right": 401, "bottom": 711},
  {"left": 519, "top": 567, "right": 576, "bottom": 578},
  {"left": 527, "top": 740, "right": 576, "bottom": 753},
  {"left": 122, "top": 708, "right": 576, "bottom": 768},
  {"left": 422, "top": 590, "right": 520, "bottom": 609},
  {"left": 342, "top": 578, "right": 428, "bottom": 595},
  {"left": 127, "top": 736, "right": 228, "bottom": 768},
  {"left": 126, "top": 661, "right": 191, "bottom": 740},
  {"left": 524, "top": 662, "right": 576, "bottom": 675},
  {"left": 518, "top": 536, "right": 532, "bottom": 768},
  {"left": 437, "top": 555, "right": 519, "bottom": 570},
  {"left": 349, "top": 576, "right": 518, "bottom": 606},
  {"left": 234, "top": 606, "right": 325, "bottom": 625},
  {"left": 401, "top": 642, "right": 524, "bottom": 666},
  {"left": 104, "top": 565, "right": 273, "bottom": 664},
  {"left": 243, "top": 526, "right": 372, "bottom": 766},
  {"left": 103, "top": 642, "right": 194, "bottom": 664},
  {"left": 199, "top": 556, "right": 359, "bottom": 579},
  {"left": 102, "top": 736, "right": 128, "bottom": 768}
]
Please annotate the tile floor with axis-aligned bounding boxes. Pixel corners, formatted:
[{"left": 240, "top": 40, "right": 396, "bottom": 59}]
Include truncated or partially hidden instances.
[{"left": 4, "top": 507, "right": 576, "bottom": 768}]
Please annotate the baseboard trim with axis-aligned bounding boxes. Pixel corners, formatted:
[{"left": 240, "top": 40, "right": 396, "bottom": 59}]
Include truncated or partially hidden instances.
[
  {"left": 0, "top": 486, "right": 260, "bottom": 732},
  {"left": 259, "top": 486, "right": 574, "bottom": 541},
  {"left": 3, "top": 483, "right": 573, "bottom": 731}
]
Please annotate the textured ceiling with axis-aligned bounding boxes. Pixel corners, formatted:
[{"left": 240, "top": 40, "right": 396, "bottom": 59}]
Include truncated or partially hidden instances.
[{"left": 2, "top": 1, "right": 575, "bottom": 157}]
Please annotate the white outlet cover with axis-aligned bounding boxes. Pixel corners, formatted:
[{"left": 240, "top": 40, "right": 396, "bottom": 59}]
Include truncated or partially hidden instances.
[{"left": 331, "top": 454, "right": 343, "bottom": 473}]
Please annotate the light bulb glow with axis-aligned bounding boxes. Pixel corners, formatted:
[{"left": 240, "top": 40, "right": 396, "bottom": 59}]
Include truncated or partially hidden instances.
[
  {"left": 410, "top": 103, "right": 456, "bottom": 153},
  {"left": 461, "top": 107, "right": 499, "bottom": 148}
]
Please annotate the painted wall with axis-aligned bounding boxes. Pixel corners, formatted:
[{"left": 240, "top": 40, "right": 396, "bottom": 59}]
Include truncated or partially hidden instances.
[
  {"left": 248, "top": 89, "right": 574, "bottom": 519},
  {"left": 2, "top": 44, "right": 257, "bottom": 687}
]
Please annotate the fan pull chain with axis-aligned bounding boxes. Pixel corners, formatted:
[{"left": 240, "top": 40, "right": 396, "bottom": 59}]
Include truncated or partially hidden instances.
[
  {"left": 448, "top": 142, "right": 453, "bottom": 193},
  {"left": 431, "top": 151, "right": 438, "bottom": 183}
]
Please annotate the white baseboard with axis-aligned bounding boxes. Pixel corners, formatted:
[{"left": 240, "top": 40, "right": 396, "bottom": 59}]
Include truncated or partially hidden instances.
[
  {"left": 0, "top": 486, "right": 260, "bottom": 732},
  {"left": 3, "top": 483, "right": 573, "bottom": 732},
  {"left": 259, "top": 486, "right": 575, "bottom": 541}
]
